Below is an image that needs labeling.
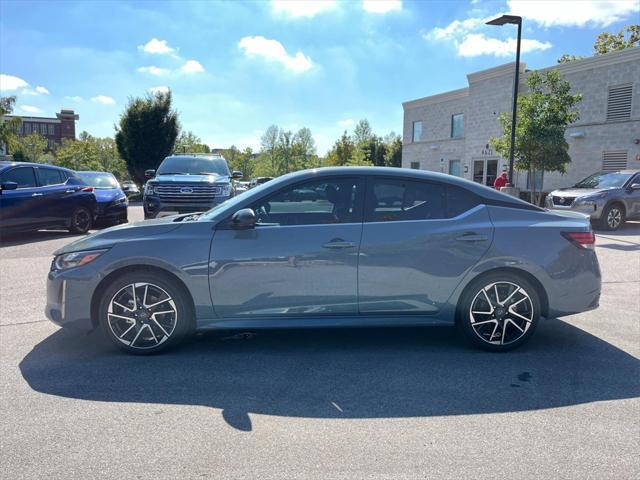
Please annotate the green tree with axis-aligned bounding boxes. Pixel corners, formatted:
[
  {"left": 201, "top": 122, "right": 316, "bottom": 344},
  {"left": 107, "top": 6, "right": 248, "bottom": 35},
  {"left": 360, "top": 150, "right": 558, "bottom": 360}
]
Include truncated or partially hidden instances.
[
  {"left": 55, "top": 132, "right": 128, "bottom": 179},
  {"left": 175, "top": 130, "right": 210, "bottom": 154},
  {"left": 115, "top": 90, "right": 180, "bottom": 184},
  {"left": 594, "top": 25, "right": 639, "bottom": 54},
  {"left": 292, "top": 127, "right": 317, "bottom": 169},
  {"left": 383, "top": 133, "right": 402, "bottom": 168},
  {"left": 490, "top": 70, "right": 582, "bottom": 205},
  {"left": 326, "top": 131, "right": 355, "bottom": 166},
  {"left": 260, "top": 125, "right": 280, "bottom": 176},
  {"left": 1, "top": 96, "right": 21, "bottom": 154},
  {"left": 12, "top": 132, "right": 48, "bottom": 163},
  {"left": 557, "top": 54, "right": 586, "bottom": 64}
]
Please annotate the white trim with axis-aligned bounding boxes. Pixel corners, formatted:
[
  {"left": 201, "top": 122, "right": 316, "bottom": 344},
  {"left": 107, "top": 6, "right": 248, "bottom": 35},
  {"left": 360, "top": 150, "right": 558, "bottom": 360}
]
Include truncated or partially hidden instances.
[{"left": 402, "top": 88, "right": 468, "bottom": 109}]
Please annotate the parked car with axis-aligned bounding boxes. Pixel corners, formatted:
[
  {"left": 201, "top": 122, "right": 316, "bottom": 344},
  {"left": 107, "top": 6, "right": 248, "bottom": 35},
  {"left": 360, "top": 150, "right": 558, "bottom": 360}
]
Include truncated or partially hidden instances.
[
  {"left": 75, "top": 171, "right": 128, "bottom": 226},
  {"left": 235, "top": 181, "right": 250, "bottom": 194},
  {"left": 0, "top": 161, "right": 96, "bottom": 234},
  {"left": 143, "top": 154, "right": 242, "bottom": 219},
  {"left": 120, "top": 181, "right": 140, "bottom": 199},
  {"left": 46, "top": 167, "right": 601, "bottom": 355},
  {"left": 249, "top": 177, "right": 273, "bottom": 188},
  {"left": 546, "top": 170, "right": 640, "bottom": 230}
]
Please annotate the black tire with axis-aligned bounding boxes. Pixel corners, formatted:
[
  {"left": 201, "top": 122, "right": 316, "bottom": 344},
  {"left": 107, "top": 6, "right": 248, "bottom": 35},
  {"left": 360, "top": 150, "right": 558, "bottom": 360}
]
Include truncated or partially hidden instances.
[
  {"left": 457, "top": 272, "right": 541, "bottom": 352},
  {"left": 597, "top": 203, "right": 625, "bottom": 231},
  {"left": 144, "top": 211, "right": 157, "bottom": 220},
  {"left": 98, "top": 271, "right": 193, "bottom": 354},
  {"left": 68, "top": 207, "right": 93, "bottom": 234}
]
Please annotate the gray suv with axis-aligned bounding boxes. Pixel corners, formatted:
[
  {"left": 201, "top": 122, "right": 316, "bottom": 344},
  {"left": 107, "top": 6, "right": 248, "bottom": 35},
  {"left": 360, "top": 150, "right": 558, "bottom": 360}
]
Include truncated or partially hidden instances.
[
  {"left": 143, "top": 154, "right": 242, "bottom": 219},
  {"left": 546, "top": 170, "right": 640, "bottom": 230}
]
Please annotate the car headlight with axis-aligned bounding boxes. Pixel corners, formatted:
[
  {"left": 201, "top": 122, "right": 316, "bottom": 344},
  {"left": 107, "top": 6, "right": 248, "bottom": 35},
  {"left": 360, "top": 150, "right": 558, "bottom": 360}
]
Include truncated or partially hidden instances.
[
  {"left": 144, "top": 184, "right": 155, "bottom": 195},
  {"left": 112, "top": 195, "right": 128, "bottom": 206},
  {"left": 53, "top": 249, "right": 108, "bottom": 271},
  {"left": 219, "top": 184, "right": 231, "bottom": 196}
]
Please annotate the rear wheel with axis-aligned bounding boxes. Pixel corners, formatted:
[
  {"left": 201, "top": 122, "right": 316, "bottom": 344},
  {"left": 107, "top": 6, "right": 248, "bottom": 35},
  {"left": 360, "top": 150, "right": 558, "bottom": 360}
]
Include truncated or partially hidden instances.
[
  {"left": 68, "top": 207, "right": 92, "bottom": 234},
  {"left": 457, "top": 272, "right": 540, "bottom": 351},
  {"left": 597, "top": 203, "right": 624, "bottom": 231},
  {"left": 98, "top": 271, "right": 193, "bottom": 354}
]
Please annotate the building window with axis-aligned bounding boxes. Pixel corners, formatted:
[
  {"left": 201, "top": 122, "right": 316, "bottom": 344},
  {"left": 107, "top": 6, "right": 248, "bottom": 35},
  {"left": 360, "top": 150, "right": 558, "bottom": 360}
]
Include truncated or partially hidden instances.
[
  {"left": 607, "top": 84, "right": 632, "bottom": 122},
  {"left": 410, "top": 161, "right": 420, "bottom": 170},
  {"left": 47, "top": 139, "right": 55, "bottom": 149},
  {"left": 41, "top": 124, "right": 47, "bottom": 134},
  {"left": 448, "top": 159, "right": 461, "bottom": 176},
  {"left": 48, "top": 124, "right": 55, "bottom": 135},
  {"left": 451, "top": 113, "right": 464, "bottom": 138},
  {"left": 412, "top": 121, "right": 422, "bottom": 143},
  {"left": 24, "top": 123, "right": 31, "bottom": 134},
  {"left": 602, "top": 150, "right": 628, "bottom": 171}
]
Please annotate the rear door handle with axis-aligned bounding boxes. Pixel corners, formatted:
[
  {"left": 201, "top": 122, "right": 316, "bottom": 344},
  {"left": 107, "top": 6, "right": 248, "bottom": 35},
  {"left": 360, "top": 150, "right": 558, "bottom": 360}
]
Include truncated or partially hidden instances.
[
  {"left": 322, "top": 240, "right": 356, "bottom": 249},
  {"left": 456, "top": 233, "right": 488, "bottom": 242},
  {"left": 65, "top": 189, "right": 77, "bottom": 193},
  {"left": 31, "top": 193, "right": 43, "bottom": 197}
]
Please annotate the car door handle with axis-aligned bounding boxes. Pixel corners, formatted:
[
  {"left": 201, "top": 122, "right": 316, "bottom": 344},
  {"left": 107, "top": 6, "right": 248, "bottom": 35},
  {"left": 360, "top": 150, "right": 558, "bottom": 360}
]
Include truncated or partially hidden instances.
[
  {"left": 65, "top": 189, "right": 77, "bottom": 193},
  {"left": 455, "top": 233, "right": 488, "bottom": 242},
  {"left": 322, "top": 240, "right": 356, "bottom": 249},
  {"left": 31, "top": 193, "right": 43, "bottom": 197}
]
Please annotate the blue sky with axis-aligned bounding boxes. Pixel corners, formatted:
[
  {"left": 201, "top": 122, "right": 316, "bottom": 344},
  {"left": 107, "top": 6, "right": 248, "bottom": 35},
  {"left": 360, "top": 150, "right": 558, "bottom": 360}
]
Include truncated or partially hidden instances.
[{"left": 1, "top": 0, "right": 638, "bottom": 154}]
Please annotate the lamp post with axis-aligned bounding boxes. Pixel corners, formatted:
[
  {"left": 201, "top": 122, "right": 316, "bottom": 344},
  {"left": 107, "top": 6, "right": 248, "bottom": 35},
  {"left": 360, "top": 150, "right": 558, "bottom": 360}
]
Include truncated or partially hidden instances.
[{"left": 486, "top": 14, "right": 522, "bottom": 186}]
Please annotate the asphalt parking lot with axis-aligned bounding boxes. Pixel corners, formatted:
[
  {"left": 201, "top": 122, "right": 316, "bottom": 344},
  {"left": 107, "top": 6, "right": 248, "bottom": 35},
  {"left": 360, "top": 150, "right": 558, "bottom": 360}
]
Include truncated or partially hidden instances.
[{"left": 1, "top": 205, "right": 639, "bottom": 479}]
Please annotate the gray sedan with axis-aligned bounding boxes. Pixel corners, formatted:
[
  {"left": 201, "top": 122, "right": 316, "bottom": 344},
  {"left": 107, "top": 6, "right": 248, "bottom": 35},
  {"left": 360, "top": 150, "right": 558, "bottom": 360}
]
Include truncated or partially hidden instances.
[
  {"left": 546, "top": 170, "right": 640, "bottom": 230},
  {"left": 45, "top": 167, "right": 601, "bottom": 354}
]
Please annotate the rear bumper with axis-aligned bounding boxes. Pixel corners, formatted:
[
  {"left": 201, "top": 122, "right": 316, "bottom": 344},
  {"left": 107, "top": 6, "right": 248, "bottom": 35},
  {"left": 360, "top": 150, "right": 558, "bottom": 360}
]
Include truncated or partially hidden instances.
[{"left": 546, "top": 250, "right": 602, "bottom": 317}]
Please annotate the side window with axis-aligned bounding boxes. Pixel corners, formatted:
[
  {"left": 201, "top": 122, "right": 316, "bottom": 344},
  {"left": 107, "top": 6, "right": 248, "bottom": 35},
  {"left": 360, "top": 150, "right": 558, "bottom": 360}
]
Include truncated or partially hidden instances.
[
  {"left": 446, "top": 186, "right": 482, "bottom": 218},
  {"left": 37, "top": 168, "right": 65, "bottom": 186},
  {"left": 365, "top": 178, "right": 445, "bottom": 222},
  {"left": 252, "top": 178, "right": 362, "bottom": 226},
  {"left": 0, "top": 167, "right": 37, "bottom": 188}
]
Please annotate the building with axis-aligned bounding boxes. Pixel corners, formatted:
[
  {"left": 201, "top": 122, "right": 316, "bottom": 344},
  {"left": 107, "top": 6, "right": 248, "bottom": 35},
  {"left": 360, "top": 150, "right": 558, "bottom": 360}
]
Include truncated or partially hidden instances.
[
  {"left": 402, "top": 48, "right": 640, "bottom": 192},
  {"left": 1, "top": 108, "right": 79, "bottom": 155}
]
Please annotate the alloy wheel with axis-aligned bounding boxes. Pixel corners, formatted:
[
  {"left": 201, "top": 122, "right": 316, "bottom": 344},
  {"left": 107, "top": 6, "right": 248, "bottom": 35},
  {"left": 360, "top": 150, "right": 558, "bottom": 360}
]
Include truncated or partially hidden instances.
[
  {"left": 107, "top": 282, "right": 178, "bottom": 350},
  {"left": 469, "top": 281, "right": 533, "bottom": 346},
  {"left": 607, "top": 208, "right": 622, "bottom": 229},
  {"left": 74, "top": 209, "right": 91, "bottom": 232}
]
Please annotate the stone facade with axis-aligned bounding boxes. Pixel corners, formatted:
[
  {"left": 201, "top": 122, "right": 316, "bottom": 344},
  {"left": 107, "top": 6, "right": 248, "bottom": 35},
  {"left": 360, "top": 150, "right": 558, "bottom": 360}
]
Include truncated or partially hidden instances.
[{"left": 402, "top": 48, "right": 640, "bottom": 191}]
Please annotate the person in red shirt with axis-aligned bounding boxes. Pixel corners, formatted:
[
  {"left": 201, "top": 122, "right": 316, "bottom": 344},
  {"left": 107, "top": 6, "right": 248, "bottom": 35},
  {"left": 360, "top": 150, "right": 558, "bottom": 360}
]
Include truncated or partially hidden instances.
[{"left": 494, "top": 171, "right": 509, "bottom": 190}]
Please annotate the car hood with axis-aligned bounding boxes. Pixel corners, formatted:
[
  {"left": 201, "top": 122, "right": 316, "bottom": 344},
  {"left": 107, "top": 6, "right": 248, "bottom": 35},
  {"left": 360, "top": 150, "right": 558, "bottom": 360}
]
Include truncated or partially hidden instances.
[
  {"left": 550, "top": 188, "right": 611, "bottom": 197},
  {"left": 93, "top": 188, "right": 125, "bottom": 203},
  {"left": 152, "top": 173, "right": 230, "bottom": 184},
  {"left": 54, "top": 215, "right": 183, "bottom": 255}
]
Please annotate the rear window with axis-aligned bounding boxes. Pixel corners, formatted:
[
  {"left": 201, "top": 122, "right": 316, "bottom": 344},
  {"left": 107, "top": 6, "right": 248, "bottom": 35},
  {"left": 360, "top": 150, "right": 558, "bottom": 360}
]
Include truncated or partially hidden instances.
[
  {"left": 38, "top": 167, "right": 65, "bottom": 186},
  {"left": 365, "top": 178, "right": 445, "bottom": 222},
  {"left": 446, "top": 186, "right": 481, "bottom": 218}
]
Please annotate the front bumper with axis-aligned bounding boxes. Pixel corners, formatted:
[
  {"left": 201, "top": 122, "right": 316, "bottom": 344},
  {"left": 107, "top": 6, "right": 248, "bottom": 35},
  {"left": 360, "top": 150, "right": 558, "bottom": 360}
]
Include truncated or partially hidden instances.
[
  {"left": 45, "top": 264, "right": 101, "bottom": 331},
  {"left": 546, "top": 201, "right": 604, "bottom": 220},
  {"left": 144, "top": 195, "right": 230, "bottom": 217},
  {"left": 96, "top": 202, "right": 128, "bottom": 223}
]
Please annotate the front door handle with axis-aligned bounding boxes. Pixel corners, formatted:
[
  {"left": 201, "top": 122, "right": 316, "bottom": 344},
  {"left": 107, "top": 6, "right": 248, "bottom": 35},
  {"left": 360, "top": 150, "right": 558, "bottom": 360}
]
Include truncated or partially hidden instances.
[
  {"left": 31, "top": 192, "right": 43, "bottom": 197},
  {"left": 322, "top": 239, "right": 356, "bottom": 249},
  {"left": 65, "top": 189, "right": 77, "bottom": 193},
  {"left": 456, "top": 233, "right": 488, "bottom": 242}
]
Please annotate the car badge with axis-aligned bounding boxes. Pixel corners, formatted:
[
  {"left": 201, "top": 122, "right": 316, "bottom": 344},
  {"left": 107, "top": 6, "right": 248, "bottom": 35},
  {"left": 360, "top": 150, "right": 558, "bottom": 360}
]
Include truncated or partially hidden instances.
[{"left": 180, "top": 187, "right": 193, "bottom": 194}]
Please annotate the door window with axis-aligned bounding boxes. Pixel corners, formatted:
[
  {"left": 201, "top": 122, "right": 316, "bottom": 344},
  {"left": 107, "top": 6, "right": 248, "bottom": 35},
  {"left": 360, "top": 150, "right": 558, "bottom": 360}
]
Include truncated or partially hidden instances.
[
  {"left": 1, "top": 167, "right": 37, "bottom": 188},
  {"left": 37, "top": 168, "right": 65, "bottom": 186},
  {"left": 446, "top": 186, "right": 481, "bottom": 218},
  {"left": 252, "top": 177, "right": 363, "bottom": 226},
  {"left": 365, "top": 178, "right": 445, "bottom": 222}
]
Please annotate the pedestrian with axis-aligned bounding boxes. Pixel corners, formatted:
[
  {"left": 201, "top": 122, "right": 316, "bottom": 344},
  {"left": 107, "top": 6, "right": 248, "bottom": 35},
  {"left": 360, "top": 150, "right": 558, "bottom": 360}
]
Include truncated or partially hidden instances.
[{"left": 494, "top": 171, "right": 509, "bottom": 190}]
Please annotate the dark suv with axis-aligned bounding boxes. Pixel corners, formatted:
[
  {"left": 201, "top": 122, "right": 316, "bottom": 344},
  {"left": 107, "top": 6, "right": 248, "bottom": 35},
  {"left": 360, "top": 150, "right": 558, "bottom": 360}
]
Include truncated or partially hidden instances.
[{"left": 143, "top": 154, "right": 242, "bottom": 219}]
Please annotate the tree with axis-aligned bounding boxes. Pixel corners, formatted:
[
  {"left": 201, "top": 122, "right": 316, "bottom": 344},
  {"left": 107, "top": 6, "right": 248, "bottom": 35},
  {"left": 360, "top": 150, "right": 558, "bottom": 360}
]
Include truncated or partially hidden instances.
[
  {"left": 115, "top": 90, "right": 180, "bottom": 184},
  {"left": 490, "top": 70, "right": 582, "bottom": 205},
  {"left": 557, "top": 54, "right": 585, "bottom": 64},
  {"left": 175, "top": 130, "right": 210, "bottom": 154},
  {"left": 55, "top": 132, "right": 128, "bottom": 179},
  {"left": 593, "top": 25, "right": 639, "bottom": 54},
  {"left": 383, "top": 133, "right": 402, "bottom": 168},
  {"left": 11, "top": 133, "right": 48, "bottom": 163},
  {"left": 326, "top": 131, "right": 355, "bottom": 166},
  {"left": 260, "top": 125, "right": 280, "bottom": 176},
  {"left": 1, "top": 96, "right": 21, "bottom": 154},
  {"left": 292, "top": 127, "right": 317, "bottom": 169}
]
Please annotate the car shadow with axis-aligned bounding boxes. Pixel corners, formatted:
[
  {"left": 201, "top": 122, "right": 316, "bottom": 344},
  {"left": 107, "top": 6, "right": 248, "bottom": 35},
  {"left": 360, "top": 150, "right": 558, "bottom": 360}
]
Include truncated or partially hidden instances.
[{"left": 19, "top": 320, "right": 640, "bottom": 431}]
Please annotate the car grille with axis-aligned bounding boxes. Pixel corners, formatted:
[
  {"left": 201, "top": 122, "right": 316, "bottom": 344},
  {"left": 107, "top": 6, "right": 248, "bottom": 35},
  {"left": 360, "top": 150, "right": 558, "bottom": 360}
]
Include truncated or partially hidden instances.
[
  {"left": 155, "top": 184, "right": 223, "bottom": 203},
  {"left": 552, "top": 196, "right": 576, "bottom": 206}
]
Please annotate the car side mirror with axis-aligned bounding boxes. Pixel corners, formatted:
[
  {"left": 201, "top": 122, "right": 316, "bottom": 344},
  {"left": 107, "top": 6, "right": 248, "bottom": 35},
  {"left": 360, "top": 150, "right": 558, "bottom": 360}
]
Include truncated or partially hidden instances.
[
  {"left": 0, "top": 181, "right": 18, "bottom": 191},
  {"left": 231, "top": 208, "right": 256, "bottom": 229},
  {"left": 145, "top": 169, "right": 156, "bottom": 179},
  {"left": 232, "top": 171, "right": 243, "bottom": 179},
  {"left": 629, "top": 183, "right": 640, "bottom": 191}
]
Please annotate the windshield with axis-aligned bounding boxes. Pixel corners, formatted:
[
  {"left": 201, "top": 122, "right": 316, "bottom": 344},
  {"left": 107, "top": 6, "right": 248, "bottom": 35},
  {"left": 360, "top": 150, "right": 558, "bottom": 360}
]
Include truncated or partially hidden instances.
[
  {"left": 199, "top": 178, "right": 276, "bottom": 221},
  {"left": 157, "top": 157, "right": 230, "bottom": 176},
  {"left": 76, "top": 172, "right": 119, "bottom": 189},
  {"left": 573, "top": 172, "right": 632, "bottom": 189}
]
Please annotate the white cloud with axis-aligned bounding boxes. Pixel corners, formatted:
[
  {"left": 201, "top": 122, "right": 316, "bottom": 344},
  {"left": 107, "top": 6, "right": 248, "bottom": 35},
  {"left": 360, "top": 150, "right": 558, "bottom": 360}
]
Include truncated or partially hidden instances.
[
  {"left": 424, "top": 17, "right": 488, "bottom": 41},
  {"left": 65, "top": 96, "right": 83, "bottom": 103},
  {"left": 0, "top": 74, "right": 29, "bottom": 91},
  {"left": 181, "top": 60, "right": 204, "bottom": 73},
  {"left": 138, "top": 65, "right": 171, "bottom": 76},
  {"left": 19, "top": 105, "right": 43, "bottom": 114},
  {"left": 458, "top": 33, "right": 552, "bottom": 57},
  {"left": 362, "top": 0, "right": 402, "bottom": 14},
  {"left": 91, "top": 95, "right": 116, "bottom": 105},
  {"left": 507, "top": 0, "right": 638, "bottom": 27},
  {"left": 337, "top": 118, "right": 355, "bottom": 128},
  {"left": 34, "top": 86, "right": 49, "bottom": 94},
  {"left": 239, "top": 36, "right": 313, "bottom": 73},
  {"left": 148, "top": 85, "right": 170, "bottom": 94},
  {"left": 271, "top": 0, "right": 336, "bottom": 18},
  {"left": 139, "top": 38, "right": 176, "bottom": 55}
]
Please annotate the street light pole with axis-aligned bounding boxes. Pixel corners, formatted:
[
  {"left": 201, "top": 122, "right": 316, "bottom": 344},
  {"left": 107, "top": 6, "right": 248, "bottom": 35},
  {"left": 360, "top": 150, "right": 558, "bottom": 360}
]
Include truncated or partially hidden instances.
[{"left": 486, "top": 14, "right": 522, "bottom": 187}]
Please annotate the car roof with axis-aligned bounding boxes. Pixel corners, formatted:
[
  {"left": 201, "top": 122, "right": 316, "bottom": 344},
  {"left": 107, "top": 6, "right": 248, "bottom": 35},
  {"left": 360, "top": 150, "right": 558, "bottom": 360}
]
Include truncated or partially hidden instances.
[
  {"left": 0, "top": 161, "right": 74, "bottom": 173},
  {"left": 76, "top": 170, "right": 115, "bottom": 175}
]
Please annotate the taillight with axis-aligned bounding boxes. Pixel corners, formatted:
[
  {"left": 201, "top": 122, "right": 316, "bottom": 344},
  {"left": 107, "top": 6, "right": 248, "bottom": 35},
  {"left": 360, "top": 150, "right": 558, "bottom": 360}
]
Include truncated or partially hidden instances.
[
  {"left": 562, "top": 231, "right": 595, "bottom": 250},
  {"left": 82, "top": 186, "right": 94, "bottom": 192}
]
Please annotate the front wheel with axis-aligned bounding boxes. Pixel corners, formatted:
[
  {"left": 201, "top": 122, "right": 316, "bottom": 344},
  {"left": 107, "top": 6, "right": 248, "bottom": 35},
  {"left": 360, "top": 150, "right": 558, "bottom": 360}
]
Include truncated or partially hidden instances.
[
  {"left": 98, "top": 272, "right": 193, "bottom": 354},
  {"left": 457, "top": 273, "right": 540, "bottom": 352},
  {"left": 597, "top": 203, "right": 624, "bottom": 231},
  {"left": 68, "top": 207, "right": 93, "bottom": 234}
]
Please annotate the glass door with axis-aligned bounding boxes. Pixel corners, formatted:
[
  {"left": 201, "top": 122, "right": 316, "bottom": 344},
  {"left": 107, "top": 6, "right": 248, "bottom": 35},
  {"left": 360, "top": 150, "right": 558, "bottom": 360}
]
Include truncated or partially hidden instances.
[
  {"left": 448, "top": 160, "right": 461, "bottom": 177},
  {"left": 473, "top": 160, "right": 484, "bottom": 184},
  {"left": 485, "top": 159, "right": 498, "bottom": 187}
]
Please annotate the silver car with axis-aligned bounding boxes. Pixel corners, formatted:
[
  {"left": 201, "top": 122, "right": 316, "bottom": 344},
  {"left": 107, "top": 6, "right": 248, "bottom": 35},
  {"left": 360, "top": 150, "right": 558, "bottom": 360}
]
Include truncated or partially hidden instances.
[
  {"left": 546, "top": 170, "right": 640, "bottom": 230},
  {"left": 45, "top": 167, "right": 601, "bottom": 355}
]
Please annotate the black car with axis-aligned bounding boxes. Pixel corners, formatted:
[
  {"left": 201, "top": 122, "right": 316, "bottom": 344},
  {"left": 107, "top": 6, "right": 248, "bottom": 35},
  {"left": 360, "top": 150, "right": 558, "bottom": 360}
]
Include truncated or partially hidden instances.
[
  {"left": 143, "top": 154, "right": 242, "bottom": 219},
  {"left": 0, "top": 161, "right": 97, "bottom": 234}
]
